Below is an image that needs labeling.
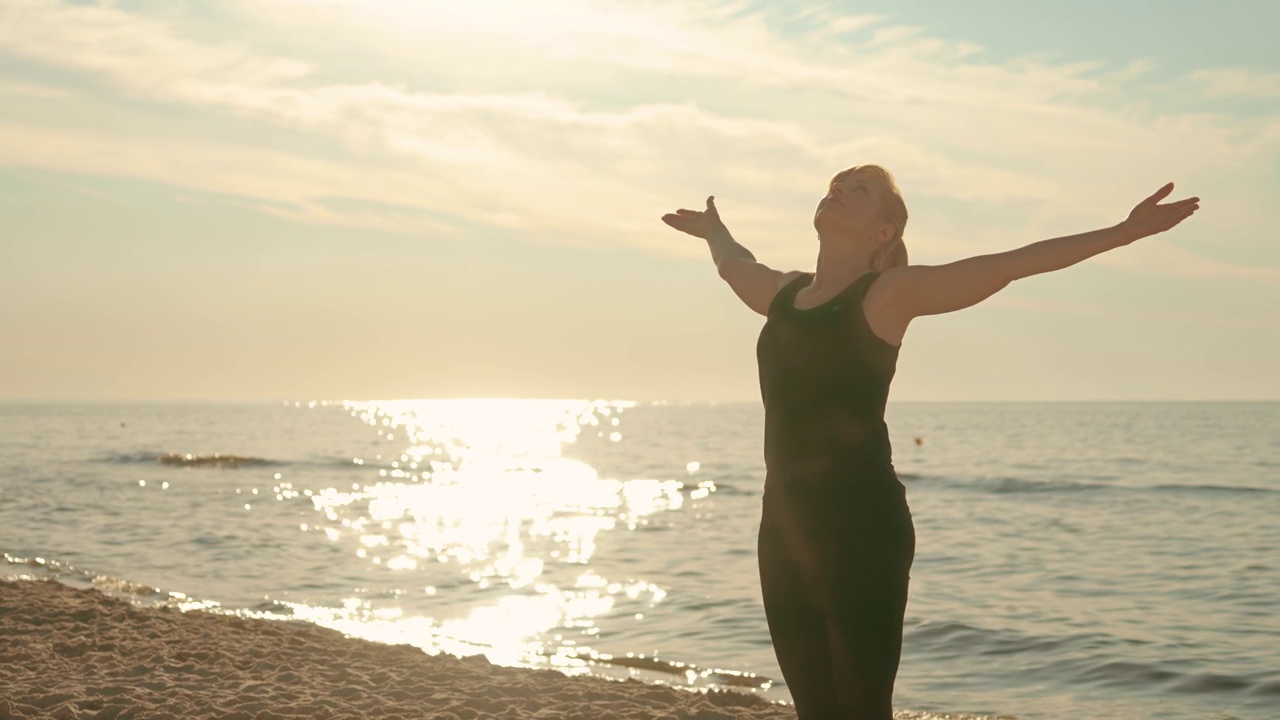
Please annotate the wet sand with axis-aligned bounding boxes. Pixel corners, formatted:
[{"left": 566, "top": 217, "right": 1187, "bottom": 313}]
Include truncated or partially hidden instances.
[{"left": 0, "top": 579, "right": 998, "bottom": 719}]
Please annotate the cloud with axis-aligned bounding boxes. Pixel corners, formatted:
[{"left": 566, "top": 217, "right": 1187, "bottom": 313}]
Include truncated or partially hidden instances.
[
  {"left": 1100, "top": 237, "right": 1280, "bottom": 283},
  {"left": 0, "top": 79, "right": 69, "bottom": 99},
  {"left": 0, "top": 0, "right": 309, "bottom": 90},
  {"left": 0, "top": 0, "right": 1277, "bottom": 281},
  {"left": 1188, "top": 68, "right": 1280, "bottom": 98},
  {"left": 988, "top": 292, "right": 1268, "bottom": 330}
]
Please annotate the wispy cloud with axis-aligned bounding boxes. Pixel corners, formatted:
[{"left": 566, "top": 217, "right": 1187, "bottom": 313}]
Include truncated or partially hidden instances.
[
  {"left": 0, "top": 79, "right": 70, "bottom": 99},
  {"left": 0, "top": 0, "right": 1276, "bottom": 280},
  {"left": 988, "top": 292, "right": 1269, "bottom": 330},
  {"left": 1188, "top": 68, "right": 1280, "bottom": 98},
  {"left": 0, "top": 0, "right": 309, "bottom": 88},
  {"left": 1100, "top": 238, "right": 1280, "bottom": 283}
]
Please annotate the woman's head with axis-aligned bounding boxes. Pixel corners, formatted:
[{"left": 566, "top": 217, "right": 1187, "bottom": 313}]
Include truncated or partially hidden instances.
[{"left": 816, "top": 164, "right": 909, "bottom": 271}]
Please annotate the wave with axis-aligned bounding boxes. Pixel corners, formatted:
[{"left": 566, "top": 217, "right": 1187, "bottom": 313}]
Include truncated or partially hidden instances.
[
  {"left": 899, "top": 473, "right": 1108, "bottom": 493},
  {"left": 100, "top": 451, "right": 279, "bottom": 468},
  {"left": 2, "top": 555, "right": 162, "bottom": 599},
  {"left": 904, "top": 473, "right": 1275, "bottom": 496},
  {"left": 549, "top": 648, "right": 773, "bottom": 689},
  {"left": 1072, "top": 662, "right": 1279, "bottom": 698},
  {"left": 908, "top": 620, "right": 1110, "bottom": 657},
  {"left": 98, "top": 452, "right": 418, "bottom": 473},
  {"left": 900, "top": 474, "right": 1111, "bottom": 494},
  {"left": 1150, "top": 483, "right": 1274, "bottom": 495},
  {"left": 907, "top": 618, "right": 1280, "bottom": 699},
  {"left": 989, "top": 478, "right": 1108, "bottom": 494},
  {"left": 157, "top": 453, "right": 277, "bottom": 468}
]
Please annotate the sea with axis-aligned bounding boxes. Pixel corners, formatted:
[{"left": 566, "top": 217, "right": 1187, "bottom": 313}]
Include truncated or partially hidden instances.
[{"left": 1, "top": 400, "right": 1277, "bottom": 720}]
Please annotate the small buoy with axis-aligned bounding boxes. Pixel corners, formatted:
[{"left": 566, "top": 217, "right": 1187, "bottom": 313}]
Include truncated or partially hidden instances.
[{"left": 913, "top": 436, "right": 923, "bottom": 446}]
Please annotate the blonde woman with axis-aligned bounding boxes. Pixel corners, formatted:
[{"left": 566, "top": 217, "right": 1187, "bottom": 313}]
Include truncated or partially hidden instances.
[{"left": 661, "top": 166, "right": 1198, "bottom": 719}]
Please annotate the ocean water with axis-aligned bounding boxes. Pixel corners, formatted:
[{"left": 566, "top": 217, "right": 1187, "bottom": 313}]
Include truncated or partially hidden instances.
[{"left": 1, "top": 400, "right": 1277, "bottom": 720}]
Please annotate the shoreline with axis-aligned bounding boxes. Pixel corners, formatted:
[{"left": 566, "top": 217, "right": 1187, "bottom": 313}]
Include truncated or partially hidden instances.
[
  {"left": 0, "top": 578, "right": 790, "bottom": 719},
  {"left": 0, "top": 578, "right": 1009, "bottom": 719}
]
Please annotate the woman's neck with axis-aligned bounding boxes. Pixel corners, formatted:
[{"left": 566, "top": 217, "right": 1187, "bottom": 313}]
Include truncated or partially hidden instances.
[{"left": 812, "top": 236, "right": 873, "bottom": 288}]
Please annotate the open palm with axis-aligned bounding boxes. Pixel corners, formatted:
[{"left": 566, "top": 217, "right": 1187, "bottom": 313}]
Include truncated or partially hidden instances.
[
  {"left": 661, "top": 196, "right": 725, "bottom": 240},
  {"left": 1124, "top": 183, "right": 1200, "bottom": 241}
]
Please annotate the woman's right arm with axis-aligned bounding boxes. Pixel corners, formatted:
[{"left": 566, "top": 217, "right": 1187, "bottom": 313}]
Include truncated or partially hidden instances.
[{"left": 663, "top": 196, "right": 799, "bottom": 316}]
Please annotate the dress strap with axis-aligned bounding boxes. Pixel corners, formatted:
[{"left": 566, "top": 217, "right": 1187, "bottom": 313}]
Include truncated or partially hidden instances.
[{"left": 767, "top": 273, "right": 814, "bottom": 317}]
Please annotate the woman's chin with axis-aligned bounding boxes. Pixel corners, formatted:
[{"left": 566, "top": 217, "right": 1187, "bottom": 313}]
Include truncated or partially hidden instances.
[{"left": 813, "top": 213, "right": 841, "bottom": 236}]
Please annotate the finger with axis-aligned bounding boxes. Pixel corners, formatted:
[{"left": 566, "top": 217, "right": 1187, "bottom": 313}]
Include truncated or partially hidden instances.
[
  {"left": 675, "top": 209, "right": 701, "bottom": 216},
  {"left": 1159, "top": 208, "right": 1197, "bottom": 226},
  {"left": 1146, "top": 182, "right": 1175, "bottom": 205}
]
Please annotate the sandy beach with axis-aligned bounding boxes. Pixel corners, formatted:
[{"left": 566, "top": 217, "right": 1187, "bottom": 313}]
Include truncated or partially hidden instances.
[
  {"left": 0, "top": 579, "right": 1006, "bottom": 719},
  {"left": 0, "top": 578, "right": 794, "bottom": 720}
]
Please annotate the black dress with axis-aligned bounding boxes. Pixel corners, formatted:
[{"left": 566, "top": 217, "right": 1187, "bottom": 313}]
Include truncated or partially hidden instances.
[{"left": 756, "top": 271, "right": 916, "bottom": 719}]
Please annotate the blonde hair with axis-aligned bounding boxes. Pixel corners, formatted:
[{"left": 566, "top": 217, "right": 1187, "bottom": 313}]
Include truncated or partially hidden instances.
[{"left": 828, "top": 164, "right": 909, "bottom": 272}]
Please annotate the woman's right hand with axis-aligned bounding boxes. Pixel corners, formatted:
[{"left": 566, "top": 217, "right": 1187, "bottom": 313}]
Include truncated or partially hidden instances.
[
  {"left": 1120, "top": 182, "right": 1200, "bottom": 243},
  {"left": 661, "top": 196, "right": 726, "bottom": 240}
]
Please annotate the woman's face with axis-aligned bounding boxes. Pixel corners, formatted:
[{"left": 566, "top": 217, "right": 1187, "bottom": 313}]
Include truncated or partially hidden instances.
[{"left": 814, "top": 171, "right": 883, "bottom": 238}]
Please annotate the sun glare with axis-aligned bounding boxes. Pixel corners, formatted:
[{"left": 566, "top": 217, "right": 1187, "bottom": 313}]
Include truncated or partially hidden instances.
[{"left": 297, "top": 398, "right": 689, "bottom": 670}]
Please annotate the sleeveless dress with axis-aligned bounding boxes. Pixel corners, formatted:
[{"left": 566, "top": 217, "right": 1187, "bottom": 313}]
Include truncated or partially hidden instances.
[{"left": 756, "top": 271, "right": 916, "bottom": 719}]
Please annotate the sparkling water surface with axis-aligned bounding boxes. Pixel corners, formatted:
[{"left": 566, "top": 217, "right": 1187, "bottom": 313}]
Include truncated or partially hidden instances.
[{"left": 2, "top": 401, "right": 1277, "bottom": 720}]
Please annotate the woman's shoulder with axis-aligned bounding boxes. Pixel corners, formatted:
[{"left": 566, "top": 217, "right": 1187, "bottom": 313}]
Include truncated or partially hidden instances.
[
  {"left": 779, "top": 270, "right": 810, "bottom": 289},
  {"left": 764, "top": 271, "right": 813, "bottom": 316}
]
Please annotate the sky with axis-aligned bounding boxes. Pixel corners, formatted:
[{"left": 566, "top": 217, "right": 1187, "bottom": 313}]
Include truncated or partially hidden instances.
[{"left": 1, "top": 0, "right": 1278, "bottom": 402}]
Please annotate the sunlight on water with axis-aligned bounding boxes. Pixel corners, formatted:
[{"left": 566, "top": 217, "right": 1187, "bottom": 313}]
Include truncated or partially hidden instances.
[{"left": 301, "top": 399, "right": 693, "bottom": 672}]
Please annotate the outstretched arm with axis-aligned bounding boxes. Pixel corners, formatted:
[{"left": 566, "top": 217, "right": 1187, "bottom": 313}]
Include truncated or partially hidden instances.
[
  {"left": 879, "top": 182, "right": 1201, "bottom": 321},
  {"left": 662, "top": 196, "right": 800, "bottom": 316}
]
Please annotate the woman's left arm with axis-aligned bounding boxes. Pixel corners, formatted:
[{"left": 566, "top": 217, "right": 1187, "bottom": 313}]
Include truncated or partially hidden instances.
[{"left": 880, "top": 182, "right": 1200, "bottom": 320}]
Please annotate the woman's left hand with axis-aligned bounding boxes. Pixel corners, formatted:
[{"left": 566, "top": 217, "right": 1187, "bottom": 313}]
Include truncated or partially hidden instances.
[
  {"left": 1122, "top": 183, "right": 1200, "bottom": 242},
  {"left": 661, "top": 196, "right": 727, "bottom": 240}
]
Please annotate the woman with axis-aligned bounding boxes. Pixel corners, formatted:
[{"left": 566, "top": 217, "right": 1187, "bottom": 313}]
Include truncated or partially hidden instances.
[{"left": 661, "top": 165, "right": 1199, "bottom": 719}]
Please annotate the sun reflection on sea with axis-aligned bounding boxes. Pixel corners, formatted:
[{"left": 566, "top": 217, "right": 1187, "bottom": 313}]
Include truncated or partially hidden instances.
[{"left": 300, "top": 399, "right": 692, "bottom": 672}]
